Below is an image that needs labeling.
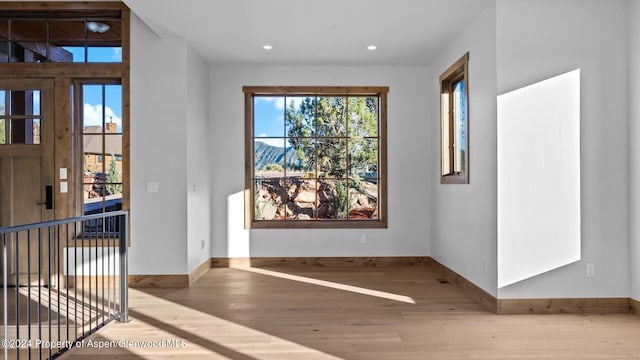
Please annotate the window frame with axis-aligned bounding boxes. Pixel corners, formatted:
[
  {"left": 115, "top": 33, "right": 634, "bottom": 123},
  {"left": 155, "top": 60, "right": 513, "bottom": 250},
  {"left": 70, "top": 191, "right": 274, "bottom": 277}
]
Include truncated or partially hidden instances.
[
  {"left": 440, "top": 52, "right": 470, "bottom": 184},
  {"left": 243, "top": 86, "right": 388, "bottom": 229}
]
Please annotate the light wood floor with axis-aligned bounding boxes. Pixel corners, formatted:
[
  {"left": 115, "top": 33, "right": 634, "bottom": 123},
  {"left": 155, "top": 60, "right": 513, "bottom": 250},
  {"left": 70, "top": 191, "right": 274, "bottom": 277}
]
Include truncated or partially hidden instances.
[{"left": 60, "top": 266, "right": 640, "bottom": 359}]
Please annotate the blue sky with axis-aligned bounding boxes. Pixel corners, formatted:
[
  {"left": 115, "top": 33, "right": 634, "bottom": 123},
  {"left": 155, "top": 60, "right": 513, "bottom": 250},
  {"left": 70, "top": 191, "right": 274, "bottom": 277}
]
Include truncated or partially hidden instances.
[
  {"left": 64, "top": 46, "right": 122, "bottom": 63},
  {"left": 254, "top": 96, "right": 304, "bottom": 148},
  {"left": 254, "top": 97, "right": 285, "bottom": 139},
  {"left": 454, "top": 81, "right": 466, "bottom": 152},
  {"left": 82, "top": 84, "right": 122, "bottom": 132},
  {"left": 65, "top": 46, "right": 123, "bottom": 132}
]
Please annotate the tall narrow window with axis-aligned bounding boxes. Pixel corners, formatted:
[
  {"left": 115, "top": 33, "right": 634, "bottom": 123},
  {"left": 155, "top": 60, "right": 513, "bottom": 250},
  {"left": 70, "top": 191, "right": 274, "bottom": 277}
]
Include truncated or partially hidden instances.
[
  {"left": 78, "top": 82, "right": 123, "bottom": 215},
  {"left": 244, "top": 86, "right": 388, "bottom": 229},
  {"left": 440, "top": 52, "right": 469, "bottom": 184}
]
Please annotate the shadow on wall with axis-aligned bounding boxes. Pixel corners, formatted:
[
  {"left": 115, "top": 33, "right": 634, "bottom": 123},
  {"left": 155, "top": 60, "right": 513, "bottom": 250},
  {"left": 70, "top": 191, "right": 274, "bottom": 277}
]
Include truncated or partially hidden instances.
[{"left": 497, "top": 69, "right": 581, "bottom": 288}]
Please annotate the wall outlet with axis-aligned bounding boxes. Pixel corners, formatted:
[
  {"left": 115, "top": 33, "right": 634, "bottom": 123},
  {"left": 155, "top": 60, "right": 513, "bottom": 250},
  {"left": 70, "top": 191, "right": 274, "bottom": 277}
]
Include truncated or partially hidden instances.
[
  {"left": 147, "top": 182, "right": 159, "bottom": 193},
  {"left": 586, "top": 263, "right": 595, "bottom": 277},
  {"left": 200, "top": 239, "right": 206, "bottom": 250},
  {"left": 360, "top": 234, "right": 367, "bottom": 244}
]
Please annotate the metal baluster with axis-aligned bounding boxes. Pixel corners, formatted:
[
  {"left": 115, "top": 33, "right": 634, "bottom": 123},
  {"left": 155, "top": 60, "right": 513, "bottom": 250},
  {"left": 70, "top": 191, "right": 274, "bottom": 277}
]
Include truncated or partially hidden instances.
[
  {"left": 118, "top": 214, "right": 128, "bottom": 323},
  {"left": 108, "top": 217, "right": 112, "bottom": 320},
  {"left": 111, "top": 219, "right": 114, "bottom": 320},
  {"left": 73, "top": 222, "right": 77, "bottom": 344},
  {"left": 88, "top": 219, "right": 92, "bottom": 336},
  {"left": 26, "top": 230, "right": 31, "bottom": 359},
  {"left": 38, "top": 228, "right": 42, "bottom": 360},
  {"left": 56, "top": 225, "right": 61, "bottom": 354},
  {"left": 94, "top": 218, "right": 98, "bottom": 331},
  {"left": 101, "top": 218, "right": 105, "bottom": 325},
  {"left": 15, "top": 232, "right": 19, "bottom": 360},
  {"left": 65, "top": 223, "right": 69, "bottom": 349},
  {"left": 81, "top": 220, "right": 85, "bottom": 338},
  {"left": 47, "top": 227, "right": 52, "bottom": 359},
  {"left": 3, "top": 233, "right": 8, "bottom": 360}
]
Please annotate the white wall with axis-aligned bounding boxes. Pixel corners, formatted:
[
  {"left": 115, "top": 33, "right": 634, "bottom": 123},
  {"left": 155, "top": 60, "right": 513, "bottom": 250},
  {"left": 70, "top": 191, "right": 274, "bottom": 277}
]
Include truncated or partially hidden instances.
[
  {"left": 496, "top": 0, "right": 629, "bottom": 298},
  {"left": 129, "top": 14, "right": 189, "bottom": 274},
  {"left": 429, "top": 5, "right": 498, "bottom": 296},
  {"left": 630, "top": 0, "right": 640, "bottom": 302},
  {"left": 186, "top": 45, "right": 212, "bottom": 272},
  {"left": 209, "top": 66, "right": 430, "bottom": 258}
]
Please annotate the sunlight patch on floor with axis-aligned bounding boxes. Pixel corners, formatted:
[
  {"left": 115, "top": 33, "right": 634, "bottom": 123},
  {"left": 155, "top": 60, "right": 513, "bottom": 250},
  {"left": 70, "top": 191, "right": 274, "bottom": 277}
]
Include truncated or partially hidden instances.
[
  {"left": 238, "top": 267, "right": 416, "bottom": 304},
  {"left": 17, "top": 286, "right": 104, "bottom": 321},
  {"left": 85, "top": 288, "right": 346, "bottom": 360}
]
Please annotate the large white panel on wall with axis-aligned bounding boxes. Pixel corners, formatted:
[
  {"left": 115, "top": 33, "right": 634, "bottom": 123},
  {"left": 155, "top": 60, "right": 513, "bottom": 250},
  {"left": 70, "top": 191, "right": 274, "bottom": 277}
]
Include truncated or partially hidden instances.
[{"left": 497, "top": 69, "right": 581, "bottom": 288}]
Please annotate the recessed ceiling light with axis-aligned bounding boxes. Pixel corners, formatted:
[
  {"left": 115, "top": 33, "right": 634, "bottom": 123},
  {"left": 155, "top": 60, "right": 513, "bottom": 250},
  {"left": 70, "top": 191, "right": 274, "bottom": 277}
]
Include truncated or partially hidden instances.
[
  {"left": 263, "top": 45, "right": 273, "bottom": 50},
  {"left": 367, "top": 45, "right": 377, "bottom": 50},
  {"left": 86, "top": 21, "right": 110, "bottom": 34}
]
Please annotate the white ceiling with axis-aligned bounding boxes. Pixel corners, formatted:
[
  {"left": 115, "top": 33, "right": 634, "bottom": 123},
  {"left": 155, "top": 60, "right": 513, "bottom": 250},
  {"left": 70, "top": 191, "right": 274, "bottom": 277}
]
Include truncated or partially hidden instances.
[{"left": 124, "top": 0, "right": 492, "bottom": 66}]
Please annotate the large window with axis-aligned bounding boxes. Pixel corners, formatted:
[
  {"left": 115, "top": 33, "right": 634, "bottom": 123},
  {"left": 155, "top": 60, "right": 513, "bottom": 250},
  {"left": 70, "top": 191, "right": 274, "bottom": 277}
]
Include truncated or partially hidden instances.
[
  {"left": 244, "top": 86, "right": 388, "bottom": 229},
  {"left": 440, "top": 53, "right": 469, "bottom": 184}
]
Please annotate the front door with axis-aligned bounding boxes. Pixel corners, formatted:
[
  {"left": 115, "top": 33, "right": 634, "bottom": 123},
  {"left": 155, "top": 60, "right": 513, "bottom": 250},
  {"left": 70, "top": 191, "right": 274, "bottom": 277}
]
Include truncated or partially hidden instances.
[{"left": 0, "top": 78, "right": 55, "bottom": 286}]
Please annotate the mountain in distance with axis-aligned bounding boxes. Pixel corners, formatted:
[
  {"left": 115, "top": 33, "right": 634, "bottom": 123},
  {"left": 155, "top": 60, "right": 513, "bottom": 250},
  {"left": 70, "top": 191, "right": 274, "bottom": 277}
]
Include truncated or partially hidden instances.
[{"left": 254, "top": 140, "right": 299, "bottom": 170}]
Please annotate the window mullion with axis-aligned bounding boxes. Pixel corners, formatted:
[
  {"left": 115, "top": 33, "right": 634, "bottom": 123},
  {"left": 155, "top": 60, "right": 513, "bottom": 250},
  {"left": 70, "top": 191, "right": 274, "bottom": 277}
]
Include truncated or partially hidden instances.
[
  {"left": 345, "top": 96, "right": 350, "bottom": 221},
  {"left": 283, "top": 95, "right": 287, "bottom": 221},
  {"left": 314, "top": 96, "right": 318, "bottom": 221}
]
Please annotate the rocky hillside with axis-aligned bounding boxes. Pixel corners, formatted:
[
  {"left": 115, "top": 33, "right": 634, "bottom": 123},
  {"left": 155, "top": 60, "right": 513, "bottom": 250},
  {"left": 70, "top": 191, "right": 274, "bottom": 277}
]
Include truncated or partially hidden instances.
[{"left": 255, "top": 177, "right": 378, "bottom": 220}]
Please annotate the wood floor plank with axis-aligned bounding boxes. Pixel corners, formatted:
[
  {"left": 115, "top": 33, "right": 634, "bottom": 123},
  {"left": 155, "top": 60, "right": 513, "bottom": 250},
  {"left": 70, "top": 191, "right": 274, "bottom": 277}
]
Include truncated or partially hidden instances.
[{"left": 58, "top": 266, "right": 640, "bottom": 359}]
